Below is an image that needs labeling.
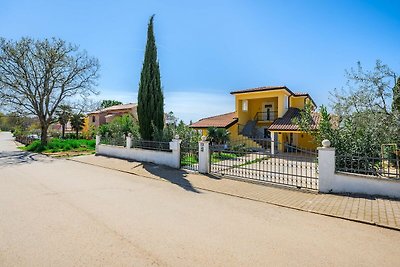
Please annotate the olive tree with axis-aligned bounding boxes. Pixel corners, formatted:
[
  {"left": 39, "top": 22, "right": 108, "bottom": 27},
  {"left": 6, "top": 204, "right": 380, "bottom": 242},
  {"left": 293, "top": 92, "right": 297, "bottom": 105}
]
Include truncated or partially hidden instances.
[
  {"left": 0, "top": 37, "right": 99, "bottom": 145},
  {"left": 295, "top": 60, "right": 400, "bottom": 157}
]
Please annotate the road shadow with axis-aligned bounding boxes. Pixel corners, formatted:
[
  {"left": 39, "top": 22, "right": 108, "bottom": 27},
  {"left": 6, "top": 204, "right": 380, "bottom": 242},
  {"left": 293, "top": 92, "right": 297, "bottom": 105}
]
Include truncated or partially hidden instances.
[
  {"left": 0, "top": 151, "right": 53, "bottom": 167},
  {"left": 142, "top": 163, "right": 200, "bottom": 193}
]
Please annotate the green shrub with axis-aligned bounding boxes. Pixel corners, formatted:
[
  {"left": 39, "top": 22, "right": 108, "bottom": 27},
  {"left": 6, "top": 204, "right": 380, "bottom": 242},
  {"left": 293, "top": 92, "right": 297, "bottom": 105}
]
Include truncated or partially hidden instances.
[
  {"left": 24, "top": 138, "right": 95, "bottom": 153},
  {"left": 24, "top": 140, "right": 44, "bottom": 152},
  {"left": 180, "top": 155, "right": 198, "bottom": 166}
]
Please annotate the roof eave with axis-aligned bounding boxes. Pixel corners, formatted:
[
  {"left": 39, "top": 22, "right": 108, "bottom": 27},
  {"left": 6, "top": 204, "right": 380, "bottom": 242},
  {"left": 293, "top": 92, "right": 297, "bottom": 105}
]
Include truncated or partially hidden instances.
[{"left": 230, "top": 86, "right": 293, "bottom": 95}]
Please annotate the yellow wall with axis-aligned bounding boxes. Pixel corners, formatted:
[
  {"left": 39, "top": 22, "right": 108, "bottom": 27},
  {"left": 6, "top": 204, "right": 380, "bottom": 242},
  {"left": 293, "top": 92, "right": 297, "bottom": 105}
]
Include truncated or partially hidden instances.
[
  {"left": 290, "top": 96, "right": 306, "bottom": 109},
  {"left": 248, "top": 97, "right": 278, "bottom": 120},
  {"left": 82, "top": 117, "right": 90, "bottom": 133},
  {"left": 272, "top": 130, "right": 317, "bottom": 151},
  {"left": 235, "top": 89, "right": 291, "bottom": 125},
  {"left": 297, "top": 132, "right": 317, "bottom": 150},
  {"left": 290, "top": 96, "right": 316, "bottom": 110}
]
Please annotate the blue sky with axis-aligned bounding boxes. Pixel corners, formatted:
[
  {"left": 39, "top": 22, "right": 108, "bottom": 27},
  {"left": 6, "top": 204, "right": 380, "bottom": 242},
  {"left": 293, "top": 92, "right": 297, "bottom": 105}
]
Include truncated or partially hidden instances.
[{"left": 1, "top": 0, "right": 399, "bottom": 122}]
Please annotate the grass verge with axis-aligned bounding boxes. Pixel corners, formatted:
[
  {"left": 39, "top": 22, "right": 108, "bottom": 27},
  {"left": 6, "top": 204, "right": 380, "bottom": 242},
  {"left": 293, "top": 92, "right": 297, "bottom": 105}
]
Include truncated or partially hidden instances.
[{"left": 23, "top": 138, "right": 95, "bottom": 154}]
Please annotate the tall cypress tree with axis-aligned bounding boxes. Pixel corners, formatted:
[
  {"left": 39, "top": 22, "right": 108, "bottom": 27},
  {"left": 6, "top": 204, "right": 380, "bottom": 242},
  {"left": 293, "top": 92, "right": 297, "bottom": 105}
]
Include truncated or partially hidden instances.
[
  {"left": 392, "top": 77, "right": 400, "bottom": 113},
  {"left": 137, "top": 15, "right": 164, "bottom": 140}
]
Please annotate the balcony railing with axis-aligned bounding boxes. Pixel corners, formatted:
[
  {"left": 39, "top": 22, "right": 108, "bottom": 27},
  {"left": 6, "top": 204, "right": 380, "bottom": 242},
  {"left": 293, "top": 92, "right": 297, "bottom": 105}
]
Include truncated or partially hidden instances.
[{"left": 254, "top": 111, "right": 278, "bottom": 121}]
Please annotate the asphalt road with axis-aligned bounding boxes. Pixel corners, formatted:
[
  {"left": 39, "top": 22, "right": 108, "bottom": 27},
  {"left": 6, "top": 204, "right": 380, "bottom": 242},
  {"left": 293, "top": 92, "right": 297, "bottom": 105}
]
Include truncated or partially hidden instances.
[{"left": 1, "top": 131, "right": 400, "bottom": 266}]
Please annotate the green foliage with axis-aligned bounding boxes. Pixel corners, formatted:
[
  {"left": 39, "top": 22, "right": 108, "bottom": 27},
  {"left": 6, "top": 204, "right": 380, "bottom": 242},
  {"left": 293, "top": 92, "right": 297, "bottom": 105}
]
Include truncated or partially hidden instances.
[
  {"left": 70, "top": 113, "right": 85, "bottom": 139},
  {"left": 166, "top": 111, "right": 178, "bottom": 126},
  {"left": 137, "top": 15, "right": 164, "bottom": 140},
  {"left": 211, "top": 152, "right": 238, "bottom": 163},
  {"left": 393, "top": 77, "right": 400, "bottom": 114},
  {"left": 295, "top": 61, "right": 400, "bottom": 157},
  {"left": 293, "top": 104, "right": 335, "bottom": 147},
  {"left": 181, "top": 155, "right": 198, "bottom": 166},
  {"left": 25, "top": 138, "right": 95, "bottom": 153},
  {"left": 0, "top": 37, "right": 99, "bottom": 146},
  {"left": 175, "top": 120, "right": 201, "bottom": 144},
  {"left": 56, "top": 105, "right": 72, "bottom": 138},
  {"left": 98, "top": 114, "right": 140, "bottom": 139},
  {"left": 207, "top": 127, "right": 230, "bottom": 144},
  {"left": 292, "top": 102, "right": 314, "bottom": 133},
  {"left": 152, "top": 123, "right": 174, "bottom": 142},
  {"left": 230, "top": 143, "right": 248, "bottom": 157},
  {"left": 100, "top": 100, "right": 123, "bottom": 109},
  {"left": 12, "top": 126, "right": 28, "bottom": 137},
  {"left": 81, "top": 123, "right": 96, "bottom": 140},
  {"left": 0, "top": 113, "right": 35, "bottom": 132}
]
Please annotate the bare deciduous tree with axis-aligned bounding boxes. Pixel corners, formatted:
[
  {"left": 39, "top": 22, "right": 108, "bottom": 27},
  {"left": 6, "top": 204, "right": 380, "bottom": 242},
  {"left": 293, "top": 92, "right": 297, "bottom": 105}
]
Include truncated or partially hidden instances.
[{"left": 0, "top": 37, "right": 99, "bottom": 145}]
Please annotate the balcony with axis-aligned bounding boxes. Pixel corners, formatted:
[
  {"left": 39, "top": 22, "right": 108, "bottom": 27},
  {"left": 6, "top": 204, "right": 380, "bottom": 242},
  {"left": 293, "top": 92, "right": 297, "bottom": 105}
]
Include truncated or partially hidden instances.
[{"left": 254, "top": 111, "right": 278, "bottom": 122}]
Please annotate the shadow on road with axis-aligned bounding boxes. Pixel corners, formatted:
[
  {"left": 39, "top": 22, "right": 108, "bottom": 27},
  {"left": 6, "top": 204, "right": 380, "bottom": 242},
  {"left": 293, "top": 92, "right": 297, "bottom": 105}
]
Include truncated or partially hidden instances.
[
  {"left": 143, "top": 163, "right": 200, "bottom": 193},
  {"left": 0, "top": 151, "right": 53, "bottom": 167}
]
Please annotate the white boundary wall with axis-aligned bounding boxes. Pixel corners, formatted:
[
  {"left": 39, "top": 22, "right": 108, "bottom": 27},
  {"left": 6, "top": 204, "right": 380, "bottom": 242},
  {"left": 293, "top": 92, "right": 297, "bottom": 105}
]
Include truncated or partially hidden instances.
[
  {"left": 318, "top": 144, "right": 400, "bottom": 199},
  {"left": 96, "top": 136, "right": 181, "bottom": 169}
]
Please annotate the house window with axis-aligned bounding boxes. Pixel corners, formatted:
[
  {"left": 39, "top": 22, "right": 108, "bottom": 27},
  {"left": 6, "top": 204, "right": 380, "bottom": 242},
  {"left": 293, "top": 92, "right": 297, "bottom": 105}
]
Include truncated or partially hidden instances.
[
  {"left": 284, "top": 95, "right": 289, "bottom": 110},
  {"left": 92, "top": 116, "right": 95, "bottom": 123},
  {"left": 242, "top": 100, "right": 248, "bottom": 111}
]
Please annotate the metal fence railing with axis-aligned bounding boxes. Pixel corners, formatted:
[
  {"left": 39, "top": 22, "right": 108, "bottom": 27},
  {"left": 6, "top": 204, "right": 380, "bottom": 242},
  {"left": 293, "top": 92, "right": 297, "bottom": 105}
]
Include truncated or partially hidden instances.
[
  {"left": 131, "top": 139, "right": 171, "bottom": 152},
  {"left": 15, "top": 135, "right": 37, "bottom": 145},
  {"left": 254, "top": 111, "right": 278, "bottom": 121},
  {"left": 180, "top": 141, "right": 199, "bottom": 171},
  {"left": 100, "top": 135, "right": 126, "bottom": 147},
  {"left": 336, "top": 154, "right": 400, "bottom": 179},
  {"left": 209, "top": 137, "right": 319, "bottom": 190}
]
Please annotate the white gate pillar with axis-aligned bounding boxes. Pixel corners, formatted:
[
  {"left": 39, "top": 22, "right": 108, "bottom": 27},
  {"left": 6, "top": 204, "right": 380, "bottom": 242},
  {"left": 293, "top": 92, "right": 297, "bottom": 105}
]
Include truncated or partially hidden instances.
[
  {"left": 126, "top": 134, "right": 132, "bottom": 149},
  {"left": 169, "top": 135, "right": 182, "bottom": 169},
  {"left": 271, "top": 133, "right": 275, "bottom": 155},
  {"left": 95, "top": 135, "right": 101, "bottom": 153},
  {"left": 198, "top": 136, "right": 210, "bottom": 174},
  {"left": 317, "top": 139, "right": 336, "bottom": 193}
]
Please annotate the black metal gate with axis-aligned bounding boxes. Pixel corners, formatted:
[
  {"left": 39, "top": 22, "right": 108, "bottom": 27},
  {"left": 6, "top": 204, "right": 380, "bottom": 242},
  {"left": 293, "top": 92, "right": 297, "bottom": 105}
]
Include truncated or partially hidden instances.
[
  {"left": 180, "top": 140, "right": 199, "bottom": 171},
  {"left": 210, "top": 139, "right": 318, "bottom": 190}
]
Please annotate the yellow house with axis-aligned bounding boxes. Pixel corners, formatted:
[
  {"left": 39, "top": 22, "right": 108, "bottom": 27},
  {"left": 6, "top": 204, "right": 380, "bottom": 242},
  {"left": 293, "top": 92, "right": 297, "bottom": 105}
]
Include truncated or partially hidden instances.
[{"left": 190, "top": 86, "right": 320, "bottom": 152}]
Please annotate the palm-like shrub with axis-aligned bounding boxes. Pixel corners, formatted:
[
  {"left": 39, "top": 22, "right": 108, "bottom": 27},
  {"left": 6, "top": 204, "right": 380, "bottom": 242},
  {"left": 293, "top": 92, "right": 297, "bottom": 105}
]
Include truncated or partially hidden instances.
[
  {"left": 56, "top": 105, "right": 72, "bottom": 139},
  {"left": 207, "top": 127, "right": 230, "bottom": 144},
  {"left": 70, "top": 113, "right": 85, "bottom": 139}
]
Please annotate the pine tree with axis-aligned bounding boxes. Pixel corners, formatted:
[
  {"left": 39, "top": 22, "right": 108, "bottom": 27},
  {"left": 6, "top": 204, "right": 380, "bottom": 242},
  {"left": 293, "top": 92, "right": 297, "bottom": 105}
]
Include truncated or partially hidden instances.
[{"left": 137, "top": 15, "right": 164, "bottom": 140}]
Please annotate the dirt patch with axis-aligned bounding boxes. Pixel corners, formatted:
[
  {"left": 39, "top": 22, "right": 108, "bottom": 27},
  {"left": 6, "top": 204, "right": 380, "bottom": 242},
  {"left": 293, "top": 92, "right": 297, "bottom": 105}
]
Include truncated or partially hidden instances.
[{"left": 43, "top": 150, "right": 95, "bottom": 158}]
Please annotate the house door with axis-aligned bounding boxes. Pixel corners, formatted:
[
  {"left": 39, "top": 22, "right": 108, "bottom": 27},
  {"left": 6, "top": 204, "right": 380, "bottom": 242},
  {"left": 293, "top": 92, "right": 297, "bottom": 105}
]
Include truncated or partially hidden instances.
[
  {"left": 263, "top": 128, "right": 271, "bottom": 139},
  {"left": 262, "top": 103, "right": 274, "bottom": 121}
]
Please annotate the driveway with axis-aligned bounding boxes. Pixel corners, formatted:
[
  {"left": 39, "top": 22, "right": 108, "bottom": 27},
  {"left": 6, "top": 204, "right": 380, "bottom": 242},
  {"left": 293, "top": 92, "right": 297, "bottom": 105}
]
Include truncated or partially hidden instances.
[
  {"left": 211, "top": 152, "right": 319, "bottom": 189},
  {"left": 1, "top": 132, "right": 400, "bottom": 266}
]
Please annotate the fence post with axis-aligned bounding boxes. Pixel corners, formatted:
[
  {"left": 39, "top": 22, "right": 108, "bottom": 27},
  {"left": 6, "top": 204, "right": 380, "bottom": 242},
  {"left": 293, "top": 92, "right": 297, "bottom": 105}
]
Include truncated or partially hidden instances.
[
  {"left": 95, "top": 135, "right": 101, "bottom": 153},
  {"left": 317, "top": 139, "right": 336, "bottom": 193},
  {"left": 126, "top": 134, "right": 132, "bottom": 149},
  {"left": 169, "top": 135, "right": 182, "bottom": 169},
  {"left": 198, "top": 136, "right": 210, "bottom": 174},
  {"left": 271, "top": 133, "right": 275, "bottom": 155}
]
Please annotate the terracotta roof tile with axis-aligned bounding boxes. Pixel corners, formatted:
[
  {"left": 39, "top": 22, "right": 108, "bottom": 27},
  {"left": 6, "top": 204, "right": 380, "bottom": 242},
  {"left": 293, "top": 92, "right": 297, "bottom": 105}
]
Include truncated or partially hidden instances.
[
  {"left": 229, "top": 86, "right": 317, "bottom": 107},
  {"left": 190, "top": 112, "right": 238, "bottom": 128},
  {"left": 230, "top": 86, "right": 293, "bottom": 95},
  {"left": 293, "top": 92, "right": 308, "bottom": 96},
  {"left": 88, "top": 103, "right": 137, "bottom": 114},
  {"left": 268, "top": 108, "right": 321, "bottom": 131}
]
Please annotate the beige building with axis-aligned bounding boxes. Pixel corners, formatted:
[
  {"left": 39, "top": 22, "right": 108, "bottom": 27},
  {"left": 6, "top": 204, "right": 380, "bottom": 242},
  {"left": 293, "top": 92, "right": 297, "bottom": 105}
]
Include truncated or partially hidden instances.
[{"left": 88, "top": 103, "right": 138, "bottom": 127}]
